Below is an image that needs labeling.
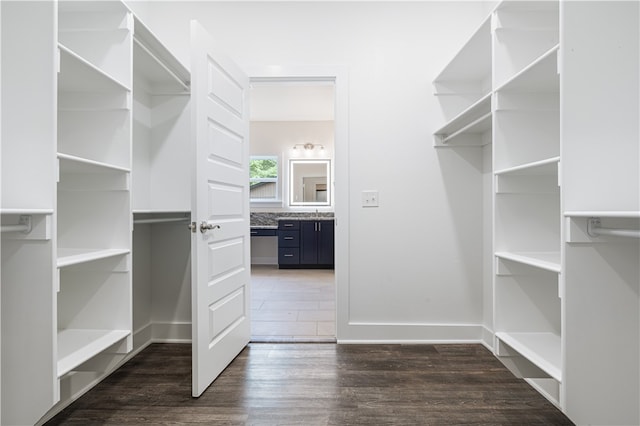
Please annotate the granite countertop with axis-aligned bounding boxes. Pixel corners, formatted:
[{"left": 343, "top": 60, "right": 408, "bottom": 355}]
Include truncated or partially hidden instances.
[{"left": 250, "top": 212, "right": 334, "bottom": 228}]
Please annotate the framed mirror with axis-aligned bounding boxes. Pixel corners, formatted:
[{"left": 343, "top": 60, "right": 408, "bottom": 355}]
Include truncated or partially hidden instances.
[{"left": 289, "top": 159, "right": 331, "bottom": 206}]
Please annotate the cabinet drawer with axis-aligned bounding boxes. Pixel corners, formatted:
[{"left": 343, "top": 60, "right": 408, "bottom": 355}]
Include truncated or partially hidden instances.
[
  {"left": 278, "top": 220, "right": 300, "bottom": 230},
  {"left": 278, "top": 230, "right": 299, "bottom": 247},
  {"left": 278, "top": 247, "right": 300, "bottom": 264},
  {"left": 250, "top": 228, "right": 276, "bottom": 237}
]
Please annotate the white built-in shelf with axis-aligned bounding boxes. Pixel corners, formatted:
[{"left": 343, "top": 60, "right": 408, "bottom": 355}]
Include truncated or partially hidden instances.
[
  {"left": 495, "top": 45, "right": 559, "bottom": 93},
  {"left": 59, "top": 27, "right": 129, "bottom": 34},
  {"left": 132, "top": 211, "right": 191, "bottom": 225},
  {"left": 58, "top": 153, "right": 130, "bottom": 174},
  {"left": 57, "top": 328, "right": 130, "bottom": 377},
  {"left": 133, "top": 210, "right": 190, "bottom": 214},
  {"left": 434, "top": 93, "right": 491, "bottom": 139},
  {"left": 437, "top": 114, "right": 492, "bottom": 146},
  {"left": 0, "top": 209, "right": 54, "bottom": 215},
  {"left": 58, "top": 44, "right": 130, "bottom": 93},
  {"left": 133, "top": 18, "right": 190, "bottom": 94},
  {"left": 58, "top": 0, "right": 128, "bottom": 14},
  {"left": 134, "top": 41, "right": 189, "bottom": 94},
  {"left": 495, "top": 251, "right": 561, "bottom": 273},
  {"left": 133, "top": 217, "right": 190, "bottom": 225},
  {"left": 57, "top": 248, "right": 130, "bottom": 268},
  {"left": 564, "top": 211, "right": 640, "bottom": 218},
  {"left": 433, "top": 14, "right": 491, "bottom": 84},
  {"left": 495, "top": 0, "right": 559, "bottom": 12},
  {"left": 494, "top": 26, "right": 558, "bottom": 33},
  {"left": 495, "top": 156, "right": 559, "bottom": 176},
  {"left": 496, "top": 331, "right": 562, "bottom": 382}
]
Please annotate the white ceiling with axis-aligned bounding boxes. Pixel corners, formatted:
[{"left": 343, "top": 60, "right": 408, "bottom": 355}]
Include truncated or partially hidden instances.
[{"left": 249, "top": 83, "right": 335, "bottom": 122}]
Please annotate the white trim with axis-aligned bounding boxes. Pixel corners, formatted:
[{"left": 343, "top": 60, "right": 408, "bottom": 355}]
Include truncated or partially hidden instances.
[
  {"left": 481, "top": 325, "right": 494, "bottom": 350},
  {"left": 337, "top": 323, "right": 485, "bottom": 343},
  {"left": 338, "top": 339, "right": 488, "bottom": 345},
  {"left": 251, "top": 257, "right": 278, "bottom": 265},
  {"left": 247, "top": 64, "right": 349, "bottom": 342}
]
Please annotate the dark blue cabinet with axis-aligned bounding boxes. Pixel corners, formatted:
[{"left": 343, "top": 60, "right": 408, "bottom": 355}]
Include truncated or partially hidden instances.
[
  {"left": 278, "top": 219, "right": 334, "bottom": 269},
  {"left": 300, "top": 220, "right": 334, "bottom": 266},
  {"left": 250, "top": 228, "right": 276, "bottom": 237}
]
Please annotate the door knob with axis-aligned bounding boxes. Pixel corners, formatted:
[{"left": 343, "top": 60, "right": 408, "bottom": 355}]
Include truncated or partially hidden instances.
[
  {"left": 188, "top": 222, "right": 197, "bottom": 233},
  {"left": 200, "top": 222, "right": 221, "bottom": 233}
]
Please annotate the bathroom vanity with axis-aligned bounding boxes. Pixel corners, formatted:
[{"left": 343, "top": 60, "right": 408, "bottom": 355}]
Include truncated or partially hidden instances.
[{"left": 278, "top": 218, "right": 334, "bottom": 269}]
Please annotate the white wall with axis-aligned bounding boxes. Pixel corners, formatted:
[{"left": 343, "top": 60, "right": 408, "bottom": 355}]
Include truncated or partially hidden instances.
[{"left": 129, "top": 1, "right": 489, "bottom": 341}]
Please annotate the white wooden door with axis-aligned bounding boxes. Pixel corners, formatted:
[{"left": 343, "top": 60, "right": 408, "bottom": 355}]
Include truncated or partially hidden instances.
[{"left": 190, "top": 21, "right": 251, "bottom": 397}]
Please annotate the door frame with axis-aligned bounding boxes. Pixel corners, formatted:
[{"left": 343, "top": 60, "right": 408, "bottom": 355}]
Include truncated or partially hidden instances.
[{"left": 246, "top": 65, "right": 349, "bottom": 342}]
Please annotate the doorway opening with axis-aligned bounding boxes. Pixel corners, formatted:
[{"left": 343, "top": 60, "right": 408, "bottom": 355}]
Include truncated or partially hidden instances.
[{"left": 248, "top": 78, "right": 337, "bottom": 342}]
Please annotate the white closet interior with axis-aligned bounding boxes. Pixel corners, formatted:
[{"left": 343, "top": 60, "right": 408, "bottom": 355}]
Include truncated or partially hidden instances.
[
  {"left": 131, "top": 17, "right": 192, "bottom": 350},
  {"left": 492, "top": 1, "right": 561, "bottom": 405},
  {"left": 1, "top": 1, "right": 637, "bottom": 425},
  {"left": 55, "top": 0, "right": 134, "bottom": 409},
  {"left": 1, "top": 2, "right": 195, "bottom": 424},
  {"left": 434, "top": 0, "right": 639, "bottom": 423}
]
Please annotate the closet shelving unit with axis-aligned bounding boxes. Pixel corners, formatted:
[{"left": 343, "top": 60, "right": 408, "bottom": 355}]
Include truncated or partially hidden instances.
[
  {"left": 2, "top": 3, "right": 195, "bottom": 422},
  {"left": 434, "top": 0, "right": 563, "bottom": 407},
  {"left": 492, "top": 1, "right": 560, "bottom": 90},
  {"left": 492, "top": 0, "right": 561, "bottom": 404},
  {"left": 55, "top": 0, "right": 133, "bottom": 383},
  {"left": 131, "top": 16, "right": 193, "bottom": 350},
  {"left": 433, "top": 1, "right": 638, "bottom": 423},
  {"left": 433, "top": 15, "right": 492, "bottom": 147}
]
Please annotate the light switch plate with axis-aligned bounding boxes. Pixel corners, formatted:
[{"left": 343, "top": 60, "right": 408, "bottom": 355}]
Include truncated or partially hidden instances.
[{"left": 362, "top": 190, "right": 379, "bottom": 207}]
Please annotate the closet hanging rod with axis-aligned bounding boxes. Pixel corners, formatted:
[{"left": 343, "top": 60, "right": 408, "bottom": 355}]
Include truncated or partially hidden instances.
[
  {"left": 0, "top": 215, "right": 32, "bottom": 234},
  {"left": 588, "top": 217, "right": 640, "bottom": 239},
  {"left": 133, "top": 217, "right": 190, "bottom": 225}
]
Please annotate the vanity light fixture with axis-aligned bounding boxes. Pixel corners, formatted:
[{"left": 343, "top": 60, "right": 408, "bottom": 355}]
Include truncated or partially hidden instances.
[{"left": 293, "top": 143, "right": 324, "bottom": 151}]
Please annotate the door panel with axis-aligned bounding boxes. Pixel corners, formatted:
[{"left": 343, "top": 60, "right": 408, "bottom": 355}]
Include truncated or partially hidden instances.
[
  {"left": 208, "top": 121, "right": 243, "bottom": 166},
  {"left": 207, "top": 182, "right": 244, "bottom": 217},
  {"left": 190, "top": 20, "right": 250, "bottom": 398}
]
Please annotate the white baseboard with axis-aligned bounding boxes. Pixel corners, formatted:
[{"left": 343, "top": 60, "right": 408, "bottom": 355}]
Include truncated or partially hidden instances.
[
  {"left": 337, "top": 322, "right": 487, "bottom": 344},
  {"left": 251, "top": 257, "right": 278, "bottom": 265},
  {"left": 151, "top": 321, "right": 192, "bottom": 342},
  {"left": 133, "top": 321, "right": 192, "bottom": 345}
]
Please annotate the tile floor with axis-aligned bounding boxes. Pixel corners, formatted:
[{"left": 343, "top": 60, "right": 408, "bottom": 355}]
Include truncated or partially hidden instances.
[{"left": 251, "top": 265, "right": 336, "bottom": 342}]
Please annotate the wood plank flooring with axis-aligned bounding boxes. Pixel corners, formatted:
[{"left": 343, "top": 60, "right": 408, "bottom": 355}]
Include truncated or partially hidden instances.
[{"left": 46, "top": 343, "right": 573, "bottom": 425}]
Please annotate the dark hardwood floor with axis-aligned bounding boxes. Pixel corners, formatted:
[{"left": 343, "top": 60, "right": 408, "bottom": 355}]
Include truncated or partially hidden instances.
[{"left": 46, "top": 343, "right": 573, "bottom": 425}]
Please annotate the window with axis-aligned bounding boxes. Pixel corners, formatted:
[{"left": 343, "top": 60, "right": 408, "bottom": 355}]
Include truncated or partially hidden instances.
[{"left": 250, "top": 156, "right": 279, "bottom": 201}]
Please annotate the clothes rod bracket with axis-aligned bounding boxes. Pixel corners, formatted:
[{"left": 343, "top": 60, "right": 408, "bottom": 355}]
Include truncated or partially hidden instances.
[
  {"left": 587, "top": 217, "right": 640, "bottom": 239},
  {"left": 1, "top": 215, "right": 32, "bottom": 234}
]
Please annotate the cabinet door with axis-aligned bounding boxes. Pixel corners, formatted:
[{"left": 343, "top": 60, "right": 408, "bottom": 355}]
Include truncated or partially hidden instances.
[
  {"left": 317, "top": 221, "right": 335, "bottom": 265},
  {"left": 300, "top": 221, "right": 318, "bottom": 264},
  {"left": 190, "top": 21, "right": 250, "bottom": 397}
]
